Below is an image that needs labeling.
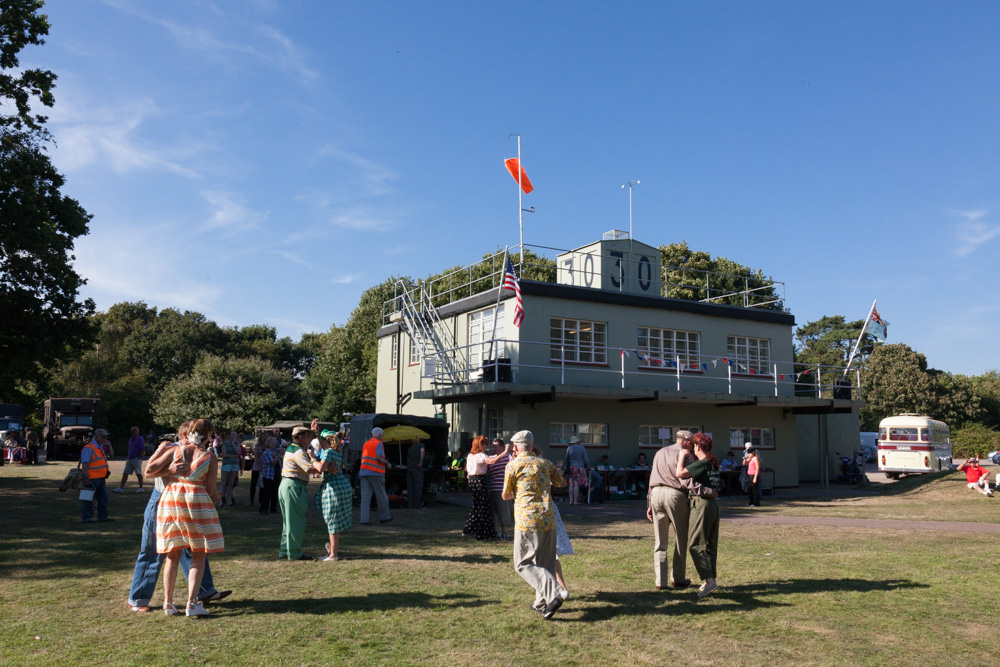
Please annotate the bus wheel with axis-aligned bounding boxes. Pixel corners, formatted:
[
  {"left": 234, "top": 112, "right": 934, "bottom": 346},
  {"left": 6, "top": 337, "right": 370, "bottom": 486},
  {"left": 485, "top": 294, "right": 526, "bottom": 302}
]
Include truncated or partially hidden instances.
[{"left": 885, "top": 472, "right": 900, "bottom": 480}]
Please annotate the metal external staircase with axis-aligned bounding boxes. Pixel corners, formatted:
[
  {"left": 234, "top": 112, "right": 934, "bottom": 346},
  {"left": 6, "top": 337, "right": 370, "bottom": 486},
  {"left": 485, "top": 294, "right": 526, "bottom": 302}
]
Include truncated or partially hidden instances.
[{"left": 393, "top": 280, "right": 466, "bottom": 383}]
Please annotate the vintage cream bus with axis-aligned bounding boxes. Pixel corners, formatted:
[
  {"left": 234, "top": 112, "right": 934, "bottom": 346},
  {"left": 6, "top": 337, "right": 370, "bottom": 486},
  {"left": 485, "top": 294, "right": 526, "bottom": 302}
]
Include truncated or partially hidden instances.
[{"left": 876, "top": 414, "right": 951, "bottom": 479}]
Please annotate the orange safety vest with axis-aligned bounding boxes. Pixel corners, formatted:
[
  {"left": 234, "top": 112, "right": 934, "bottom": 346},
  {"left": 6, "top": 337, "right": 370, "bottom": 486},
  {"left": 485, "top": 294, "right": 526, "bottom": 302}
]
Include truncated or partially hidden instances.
[
  {"left": 360, "top": 438, "right": 385, "bottom": 475},
  {"left": 83, "top": 441, "right": 108, "bottom": 479}
]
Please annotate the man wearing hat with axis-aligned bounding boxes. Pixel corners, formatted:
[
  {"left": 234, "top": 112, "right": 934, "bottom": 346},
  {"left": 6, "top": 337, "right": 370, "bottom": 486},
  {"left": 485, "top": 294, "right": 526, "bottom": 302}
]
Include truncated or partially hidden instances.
[
  {"left": 646, "top": 430, "right": 716, "bottom": 590},
  {"left": 278, "top": 420, "right": 324, "bottom": 560},
  {"left": 957, "top": 457, "right": 992, "bottom": 496},
  {"left": 502, "top": 430, "right": 567, "bottom": 619},
  {"left": 80, "top": 428, "right": 112, "bottom": 523}
]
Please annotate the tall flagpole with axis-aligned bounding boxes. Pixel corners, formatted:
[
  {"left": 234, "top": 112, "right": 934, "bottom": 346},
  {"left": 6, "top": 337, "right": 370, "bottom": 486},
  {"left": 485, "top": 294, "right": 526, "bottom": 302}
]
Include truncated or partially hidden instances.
[
  {"left": 517, "top": 135, "right": 523, "bottom": 273},
  {"left": 621, "top": 179, "right": 639, "bottom": 260},
  {"left": 486, "top": 246, "right": 509, "bottom": 363},
  {"left": 842, "top": 299, "right": 877, "bottom": 379}
]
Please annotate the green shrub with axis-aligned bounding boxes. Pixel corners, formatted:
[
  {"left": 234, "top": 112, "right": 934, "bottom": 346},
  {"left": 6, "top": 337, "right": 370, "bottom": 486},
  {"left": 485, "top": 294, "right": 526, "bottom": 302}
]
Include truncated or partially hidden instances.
[{"left": 951, "top": 423, "right": 1000, "bottom": 459}]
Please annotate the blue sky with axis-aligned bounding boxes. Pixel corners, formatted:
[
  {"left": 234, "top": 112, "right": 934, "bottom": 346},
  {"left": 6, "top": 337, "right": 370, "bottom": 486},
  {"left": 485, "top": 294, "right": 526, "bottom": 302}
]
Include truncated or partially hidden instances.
[{"left": 29, "top": 1, "right": 1000, "bottom": 375}]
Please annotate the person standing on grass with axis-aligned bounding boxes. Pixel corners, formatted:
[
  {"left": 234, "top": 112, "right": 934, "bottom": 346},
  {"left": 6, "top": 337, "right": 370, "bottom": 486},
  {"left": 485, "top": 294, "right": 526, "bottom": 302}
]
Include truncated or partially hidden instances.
[
  {"left": 115, "top": 426, "right": 147, "bottom": 493},
  {"left": 249, "top": 434, "right": 265, "bottom": 506},
  {"left": 151, "top": 418, "right": 225, "bottom": 617},
  {"left": 405, "top": 437, "right": 425, "bottom": 509},
  {"left": 462, "top": 435, "right": 508, "bottom": 541},
  {"left": 218, "top": 430, "right": 243, "bottom": 507},
  {"left": 487, "top": 437, "right": 514, "bottom": 540},
  {"left": 80, "top": 428, "right": 112, "bottom": 523},
  {"left": 745, "top": 447, "right": 761, "bottom": 507},
  {"left": 278, "top": 421, "right": 323, "bottom": 561},
  {"left": 563, "top": 435, "right": 590, "bottom": 505},
  {"left": 258, "top": 437, "right": 279, "bottom": 514},
  {"left": 646, "top": 430, "right": 716, "bottom": 590},
  {"left": 127, "top": 422, "right": 231, "bottom": 613},
  {"left": 502, "top": 430, "right": 567, "bottom": 620},
  {"left": 359, "top": 427, "right": 394, "bottom": 525},
  {"left": 315, "top": 430, "right": 352, "bottom": 561},
  {"left": 677, "top": 432, "right": 721, "bottom": 598}
]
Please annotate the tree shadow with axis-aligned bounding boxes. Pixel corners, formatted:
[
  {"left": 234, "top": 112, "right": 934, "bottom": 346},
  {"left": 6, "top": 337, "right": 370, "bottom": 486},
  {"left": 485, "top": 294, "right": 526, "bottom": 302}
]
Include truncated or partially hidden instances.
[
  {"left": 345, "top": 552, "right": 509, "bottom": 564},
  {"left": 559, "top": 578, "right": 928, "bottom": 622}
]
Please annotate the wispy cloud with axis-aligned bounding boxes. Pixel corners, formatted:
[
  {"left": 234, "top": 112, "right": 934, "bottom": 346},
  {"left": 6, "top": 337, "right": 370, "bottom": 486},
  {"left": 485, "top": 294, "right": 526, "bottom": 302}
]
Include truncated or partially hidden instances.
[
  {"left": 313, "top": 146, "right": 400, "bottom": 198},
  {"left": 50, "top": 96, "right": 200, "bottom": 177},
  {"left": 953, "top": 209, "right": 1000, "bottom": 257},
  {"left": 201, "top": 191, "right": 267, "bottom": 234},
  {"left": 331, "top": 274, "right": 359, "bottom": 285},
  {"left": 100, "top": 0, "right": 318, "bottom": 86},
  {"left": 275, "top": 250, "right": 312, "bottom": 269}
]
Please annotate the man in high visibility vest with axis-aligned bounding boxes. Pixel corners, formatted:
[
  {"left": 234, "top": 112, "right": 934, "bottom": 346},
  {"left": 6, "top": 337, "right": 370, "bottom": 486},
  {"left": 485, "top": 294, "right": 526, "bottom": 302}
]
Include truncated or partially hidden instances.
[
  {"left": 359, "top": 427, "right": 393, "bottom": 525},
  {"left": 81, "top": 428, "right": 112, "bottom": 523}
]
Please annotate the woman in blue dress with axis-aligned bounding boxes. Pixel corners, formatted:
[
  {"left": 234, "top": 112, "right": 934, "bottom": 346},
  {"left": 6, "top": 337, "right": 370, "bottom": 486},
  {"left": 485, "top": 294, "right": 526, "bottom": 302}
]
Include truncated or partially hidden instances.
[{"left": 315, "top": 430, "right": 352, "bottom": 561}]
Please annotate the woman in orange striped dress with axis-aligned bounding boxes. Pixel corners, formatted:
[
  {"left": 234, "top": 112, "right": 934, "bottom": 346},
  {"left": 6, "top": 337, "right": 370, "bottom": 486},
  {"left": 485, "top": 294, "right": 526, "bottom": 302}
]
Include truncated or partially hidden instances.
[{"left": 150, "top": 418, "right": 224, "bottom": 617}]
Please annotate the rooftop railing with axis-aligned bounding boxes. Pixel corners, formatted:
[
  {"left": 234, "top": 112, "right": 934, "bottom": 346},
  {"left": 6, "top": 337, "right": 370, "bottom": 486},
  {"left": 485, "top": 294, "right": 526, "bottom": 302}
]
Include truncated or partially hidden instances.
[{"left": 412, "top": 337, "right": 860, "bottom": 400}]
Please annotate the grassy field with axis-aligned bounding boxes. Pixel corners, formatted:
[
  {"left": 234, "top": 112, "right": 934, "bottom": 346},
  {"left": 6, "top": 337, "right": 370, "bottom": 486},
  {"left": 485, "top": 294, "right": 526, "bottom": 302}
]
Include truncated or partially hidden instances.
[{"left": 1, "top": 461, "right": 996, "bottom": 666}]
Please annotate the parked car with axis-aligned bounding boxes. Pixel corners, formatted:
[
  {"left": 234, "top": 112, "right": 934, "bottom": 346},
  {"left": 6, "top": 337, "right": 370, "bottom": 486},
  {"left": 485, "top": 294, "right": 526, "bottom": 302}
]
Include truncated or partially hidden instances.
[
  {"left": 987, "top": 450, "right": 1000, "bottom": 465},
  {"left": 860, "top": 443, "right": 877, "bottom": 463}
]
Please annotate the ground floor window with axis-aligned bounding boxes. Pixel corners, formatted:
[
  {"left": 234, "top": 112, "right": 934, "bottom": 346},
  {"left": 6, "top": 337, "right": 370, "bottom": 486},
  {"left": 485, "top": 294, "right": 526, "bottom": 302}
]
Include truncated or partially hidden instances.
[
  {"left": 729, "top": 427, "right": 775, "bottom": 450},
  {"left": 549, "top": 422, "right": 609, "bottom": 448},
  {"left": 636, "top": 425, "right": 702, "bottom": 448}
]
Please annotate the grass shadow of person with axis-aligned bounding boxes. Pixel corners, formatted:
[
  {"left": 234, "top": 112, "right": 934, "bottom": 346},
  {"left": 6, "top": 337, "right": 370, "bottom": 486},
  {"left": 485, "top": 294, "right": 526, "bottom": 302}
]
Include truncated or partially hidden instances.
[{"left": 219, "top": 591, "right": 488, "bottom": 616}]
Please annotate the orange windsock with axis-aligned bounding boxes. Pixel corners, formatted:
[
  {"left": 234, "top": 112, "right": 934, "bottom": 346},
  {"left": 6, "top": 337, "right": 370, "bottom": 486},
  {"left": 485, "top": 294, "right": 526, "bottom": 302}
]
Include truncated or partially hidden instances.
[{"left": 504, "top": 157, "right": 534, "bottom": 194}]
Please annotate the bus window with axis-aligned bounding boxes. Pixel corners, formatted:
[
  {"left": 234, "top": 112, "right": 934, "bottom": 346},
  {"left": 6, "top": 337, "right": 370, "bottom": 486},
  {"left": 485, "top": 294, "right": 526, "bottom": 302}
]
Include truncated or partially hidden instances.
[
  {"left": 879, "top": 427, "right": 886, "bottom": 440},
  {"left": 920, "top": 428, "right": 929, "bottom": 442},
  {"left": 889, "top": 427, "right": 918, "bottom": 441}
]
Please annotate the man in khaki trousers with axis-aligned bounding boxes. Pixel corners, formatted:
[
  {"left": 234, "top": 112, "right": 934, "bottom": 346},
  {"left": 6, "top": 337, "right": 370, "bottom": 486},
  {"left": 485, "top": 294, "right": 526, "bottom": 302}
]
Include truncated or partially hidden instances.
[
  {"left": 502, "top": 430, "right": 567, "bottom": 619},
  {"left": 646, "top": 430, "right": 716, "bottom": 589}
]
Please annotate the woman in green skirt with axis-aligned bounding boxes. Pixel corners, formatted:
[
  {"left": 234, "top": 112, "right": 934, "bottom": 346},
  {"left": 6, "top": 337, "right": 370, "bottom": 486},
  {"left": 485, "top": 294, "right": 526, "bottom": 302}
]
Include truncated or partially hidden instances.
[
  {"left": 677, "top": 432, "right": 721, "bottom": 598},
  {"left": 316, "top": 430, "right": 352, "bottom": 561}
]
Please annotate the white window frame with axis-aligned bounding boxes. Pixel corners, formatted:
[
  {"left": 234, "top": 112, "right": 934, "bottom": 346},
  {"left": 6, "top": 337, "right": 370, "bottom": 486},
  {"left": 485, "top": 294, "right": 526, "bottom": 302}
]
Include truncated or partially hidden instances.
[
  {"left": 637, "top": 327, "right": 701, "bottom": 370},
  {"left": 488, "top": 408, "right": 504, "bottom": 442},
  {"left": 390, "top": 334, "right": 398, "bottom": 370},
  {"left": 469, "top": 304, "right": 505, "bottom": 371},
  {"left": 727, "top": 335, "right": 771, "bottom": 375},
  {"left": 550, "top": 318, "right": 607, "bottom": 365},
  {"left": 637, "top": 425, "right": 702, "bottom": 449},
  {"left": 729, "top": 427, "right": 775, "bottom": 450},
  {"left": 549, "top": 422, "right": 609, "bottom": 449},
  {"left": 408, "top": 334, "right": 420, "bottom": 366}
]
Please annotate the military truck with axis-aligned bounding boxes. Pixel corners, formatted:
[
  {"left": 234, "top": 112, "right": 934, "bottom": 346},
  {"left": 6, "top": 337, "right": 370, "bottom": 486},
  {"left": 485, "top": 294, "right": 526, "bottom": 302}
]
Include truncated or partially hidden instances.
[
  {"left": 44, "top": 398, "right": 101, "bottom": 460},
  {"left": 0, "top": 404, "right": 25, "bottom": 443}
]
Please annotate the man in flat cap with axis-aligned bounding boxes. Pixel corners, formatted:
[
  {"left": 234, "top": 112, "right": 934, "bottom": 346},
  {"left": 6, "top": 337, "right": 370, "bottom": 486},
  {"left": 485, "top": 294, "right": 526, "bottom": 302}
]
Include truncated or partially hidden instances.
[
  {"left": 278, "top": 420, "right": 323, "bottom": 560},
  {"left": 502, "top": 430, "right": 566, "bottom": 619},
  {"left": 646, "top": 429, "right": 716, "bottom": 590}
]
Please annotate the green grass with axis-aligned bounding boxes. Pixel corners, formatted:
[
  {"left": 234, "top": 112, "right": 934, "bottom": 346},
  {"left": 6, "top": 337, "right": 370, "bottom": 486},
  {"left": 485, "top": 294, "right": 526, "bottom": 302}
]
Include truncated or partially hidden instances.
[{"left": 1, "top": 461, "right": 996, "bottom": 666}]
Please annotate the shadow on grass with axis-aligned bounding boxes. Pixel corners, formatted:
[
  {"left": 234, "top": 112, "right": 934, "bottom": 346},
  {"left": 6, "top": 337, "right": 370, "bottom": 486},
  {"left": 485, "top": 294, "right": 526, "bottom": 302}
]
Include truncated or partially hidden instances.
[
  {"left": 563, "top": 577, "right": 928, "bottom": 622},
  {"left": 220, "top": 591, "right": 488, "bottom": 615},
  {"left": 346, "top": 552, "right": 508, "bottom": 564}
]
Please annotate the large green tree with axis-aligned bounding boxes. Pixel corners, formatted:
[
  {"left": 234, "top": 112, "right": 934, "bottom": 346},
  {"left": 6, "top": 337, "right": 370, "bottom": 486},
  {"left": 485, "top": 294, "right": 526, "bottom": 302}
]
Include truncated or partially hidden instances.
[
  {"left": 1, "top": 1, "right": 95, "bottom": 404},
  {"left": 659, "top": 242, "right": 783, "bottom": 310},
  {"left": 795, "top": 316, "right": 871, "bottom": 369},
  {"left": 153, "top": 355, "right": 301, "bottom": 433},
  {"left": 305, "top": 278, "right": 400, "bottom": 420}
]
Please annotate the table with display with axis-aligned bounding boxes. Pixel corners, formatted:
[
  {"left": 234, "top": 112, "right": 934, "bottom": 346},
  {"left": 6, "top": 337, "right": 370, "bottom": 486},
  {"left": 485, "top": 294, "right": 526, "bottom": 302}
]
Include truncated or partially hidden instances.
[{"left": 594, "top": 467, "right": 651, "bottom": 500}]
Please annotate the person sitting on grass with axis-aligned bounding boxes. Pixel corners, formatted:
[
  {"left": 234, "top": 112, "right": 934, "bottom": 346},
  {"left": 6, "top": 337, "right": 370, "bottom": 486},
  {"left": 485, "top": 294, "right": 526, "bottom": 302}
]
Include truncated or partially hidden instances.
[{"left": 957, "top": 457, "right": 992, "bottom": 497}]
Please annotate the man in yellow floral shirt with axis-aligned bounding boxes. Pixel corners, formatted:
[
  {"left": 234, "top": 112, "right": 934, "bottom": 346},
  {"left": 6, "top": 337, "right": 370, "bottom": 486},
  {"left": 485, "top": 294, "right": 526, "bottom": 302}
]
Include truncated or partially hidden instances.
[{"left": 502, "top": 430, "right": 567, "bottom": 619}]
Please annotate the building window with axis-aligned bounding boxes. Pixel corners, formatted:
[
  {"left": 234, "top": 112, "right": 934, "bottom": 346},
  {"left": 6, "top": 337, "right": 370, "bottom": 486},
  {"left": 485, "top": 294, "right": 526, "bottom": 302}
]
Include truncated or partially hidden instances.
[
  {"left": 550, "top": 318, "right": 607, "bottom": 364},
  {"left": 549, "top": 422, "right": 609, "bottom": 448},
  {"left": 729, "top": 427, "right": 775, "bottom": 450},
  {"left": 469, "top": 304, "right": 505, "bottom": 371},
  {"left": 637, "top": 425, "right": 702, "bottom": 448},
  {"left": 409, "top": 334, "right": 420, "bottom": 366},
  {"left": 637, "top": 327, "right": 701, "bottom": 369},
  {"left": 390, "top": 334, "right": 398, "bottom": 370},
  {"left": 488, "top": 408, "right": 504, "bottom": 441},
  {"left": 727, "top": 335, "right": 771, "bottom": 375}
]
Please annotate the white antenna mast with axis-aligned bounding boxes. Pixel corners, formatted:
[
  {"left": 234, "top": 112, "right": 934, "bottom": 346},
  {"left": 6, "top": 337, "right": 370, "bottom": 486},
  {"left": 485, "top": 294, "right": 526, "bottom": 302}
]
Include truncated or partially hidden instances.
[{"left": 621, "top": 178, "right": 639, "bottom": 260}]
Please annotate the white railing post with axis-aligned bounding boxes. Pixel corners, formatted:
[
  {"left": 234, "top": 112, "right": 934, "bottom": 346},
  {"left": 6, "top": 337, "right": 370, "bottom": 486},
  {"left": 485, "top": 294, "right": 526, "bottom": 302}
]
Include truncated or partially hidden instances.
[
  {"left": 620, "top": 349, "right": 625, "bottom": 389},
  {"left": 676, "top": 355, "right": 681, "bottom": 391},
  {"left": 816, "top": 364, "right": 821, "bottom": 398},
  {"left": 728, "top": 362, "right": 732, "bottom": 394},
  {"left": 561, "top": 345, "right": 565, "bottom": 385},
  {"left": 774, "top": 363, "right": 778, "bottom": 396}
]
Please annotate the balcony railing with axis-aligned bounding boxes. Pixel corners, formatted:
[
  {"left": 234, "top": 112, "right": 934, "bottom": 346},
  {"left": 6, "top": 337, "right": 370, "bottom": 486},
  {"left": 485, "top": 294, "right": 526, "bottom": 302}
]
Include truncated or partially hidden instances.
[{"left": 412, "top": 338, "right": 860, "bottom": 400}]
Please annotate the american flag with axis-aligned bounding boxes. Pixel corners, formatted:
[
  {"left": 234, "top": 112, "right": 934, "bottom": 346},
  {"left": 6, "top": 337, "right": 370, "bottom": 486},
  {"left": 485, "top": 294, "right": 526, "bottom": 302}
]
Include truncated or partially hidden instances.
[{"left": 504, "top": 257, "right": 524, "bottom": 327}]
